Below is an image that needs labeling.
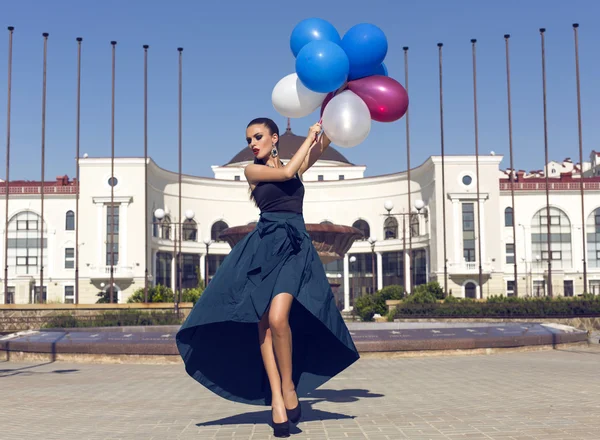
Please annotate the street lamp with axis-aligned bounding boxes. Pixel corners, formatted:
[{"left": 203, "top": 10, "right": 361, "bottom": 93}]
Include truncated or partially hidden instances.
[
  {"left": 383, "top": 199, "right": 427, "bottom": 294},
  {"left": 203, "top": 236, "right": 213, "bottom": 288},
  {"left": 367, "top": 236, "right": 377, "bottom": 294}
]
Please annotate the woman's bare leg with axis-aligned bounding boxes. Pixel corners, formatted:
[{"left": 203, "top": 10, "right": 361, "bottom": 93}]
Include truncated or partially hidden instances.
[
  {"left": 269, "top": 293, "right": 299, "bottom": 410},
  {"left": 258, "top": 311, "right": 287, "bottom": 423}
]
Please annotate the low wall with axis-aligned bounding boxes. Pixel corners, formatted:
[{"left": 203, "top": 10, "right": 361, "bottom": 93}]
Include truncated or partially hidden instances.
[
  {"left": 384, "top": 300, "right": 600, "bottom": 332},
  {"left": 387, "top": 317, "right": 600, "bottom": 333},
  {"left": 0, "top": 303, "right": 193, "bottom": 333}
]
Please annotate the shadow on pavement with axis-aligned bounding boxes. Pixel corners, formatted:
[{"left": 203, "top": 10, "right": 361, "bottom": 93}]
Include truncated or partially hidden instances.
[
  {"left": 0, "top": 362, "right": 79, "bottom": 378},
  {"left": 196, "top": 388, "right": 384, "bottom": 431}
]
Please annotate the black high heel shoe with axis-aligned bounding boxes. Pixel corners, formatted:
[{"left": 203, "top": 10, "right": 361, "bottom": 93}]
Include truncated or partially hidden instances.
[
  {"left": 271, "top": 418, "right": 290, "bottom": 438},
  {"left": 286, "top": 403, "right": 302, "bottom": 424}
]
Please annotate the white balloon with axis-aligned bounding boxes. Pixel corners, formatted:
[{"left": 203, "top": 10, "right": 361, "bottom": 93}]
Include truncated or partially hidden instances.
[
  {"left": 272, "top": 73, "right": 327, "bottom": 118},
  {"left": 322, "top": 90, "right": 371, "bottom": 148}
]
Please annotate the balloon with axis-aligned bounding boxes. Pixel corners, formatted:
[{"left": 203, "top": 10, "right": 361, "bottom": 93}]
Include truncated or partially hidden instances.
[
  {"left": 319, "top": 91, "right": 334, "bottom": 117},
  {"left": 347, "top": 62, "right": 389, "bottom": 81},
  {"left": 347, "top": 75, "right": 408, "bottom": 122},
  {"left": 290, "top": 18, "right": 341, "bottom": 58},
  {"left": 272, "top": 73, "right": 327, "bottom": 118},
  {"left": 341, "top": 23, "right": 388, "bottom": 80},
  {"left": 296, "top": 40, "right": 349, "bottom": 93},
  {"left": 373, "top": 62, "right": 388, "bottom": 76},
  {"left": 322, "top": 90, "right": 371, "bottom": 148}
]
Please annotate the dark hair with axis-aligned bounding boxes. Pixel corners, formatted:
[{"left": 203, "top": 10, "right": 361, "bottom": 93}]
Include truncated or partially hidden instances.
[
  {"left": 247, "top": 117, "right": 279, "bottom": 165},
  {"left": 246, "top": 117, "right": 280, "bottom": 203}
]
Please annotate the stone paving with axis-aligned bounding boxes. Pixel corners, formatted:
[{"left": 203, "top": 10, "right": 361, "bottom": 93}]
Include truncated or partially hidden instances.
[{"left": 2, "top": 345, "right": 600, "bottom": 440}]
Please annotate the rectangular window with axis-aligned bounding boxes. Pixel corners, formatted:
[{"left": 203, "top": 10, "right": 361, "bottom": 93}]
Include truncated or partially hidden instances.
[
  {"left": 338, "top": 175, "right": 345, "bottom": 180},
  {"left": 17, "top": 256, "right": 37, "bottom": 266},
  {"left": 462, "top": 203, "right": 474, "bottom": 231},
  {"left": 462, "top": 203, "right": 476, "bottom": 262},
  {"left": 318, "top": 175, "right": 324, "bottom": 181},
  {"left": 541, "top": 251, "right": 562, "bottom": 261},
  {"left": 6, "top": 286, "right": 15, "bottom": 304},
  {"left": 589, "top": 280, "right": 600, "bottom": 295},
  {"left": 65, "top": 248, "right": 75, "bottom": 269},
  {"left": 563, "top": 280, "right": 573, "bottom": 297},
  {"left": 32, "top": 286, "right": 47, "bottom": 303},
  {"left": 533, "top": 280, "right": 545, "bottom": 297},
  {"left": 506, "top": 280, "right": 515, "bottom": 296},
  {"left": 17, "top": 220, "right": 38, "bottom": 230},
  {"left": 505, "top": 243, "right": 515, "bottom": 264},
  {"left": 64, "top": 286, "right": 75, "bottom": 304},
  {"left": 234, "top": 175, "right": 240, "bottom": 181},
  {"left": 106, "top": 204, "right": 119, "bottom": 266},
  {"left": 540, "top": 215, "right": 560, "bottom": 226},
  {"left": 596, "top": 250, "right": 600, "bottom": 260}
]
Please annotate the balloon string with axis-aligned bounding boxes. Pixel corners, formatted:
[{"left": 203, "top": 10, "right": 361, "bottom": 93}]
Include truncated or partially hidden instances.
[{"left": 316, "top": 82, "right": 346, "bottom": 138}]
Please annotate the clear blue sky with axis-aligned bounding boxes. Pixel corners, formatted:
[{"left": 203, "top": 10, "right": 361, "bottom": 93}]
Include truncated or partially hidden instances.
[{"left": 0, "top": 0, "right": 598, "bottom": 181}]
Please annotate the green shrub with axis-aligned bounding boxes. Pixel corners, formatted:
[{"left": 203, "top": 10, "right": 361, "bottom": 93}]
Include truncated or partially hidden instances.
[
  {"left": 390, "top": 294, "right": 600, "bottom": 320},
  {"left": 126, "top": 284, "right": 203, "bottom": 305},
  {"left": 181, "top": 287, "right": 203, "bottom": 304},
  {"left": 413, "top": 281, "right": 445, "bottom": 299},
  {"left": 352, "top": 285, "right": 404, "bottom": 322},
  {"left": 353, "top": 294, "right": 377, "bottom": 322},
  {"left": 42, "top": 309, "right": 183, "bottom": 329}
]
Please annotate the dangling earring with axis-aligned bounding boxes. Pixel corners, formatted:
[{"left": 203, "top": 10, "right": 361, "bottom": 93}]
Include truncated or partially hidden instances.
[{"left": 271, "top": 143, "right": 278, "bottom": 158}]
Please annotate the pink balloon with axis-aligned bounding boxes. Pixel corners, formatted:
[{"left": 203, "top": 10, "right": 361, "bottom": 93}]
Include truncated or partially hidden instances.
[{"left": 347, "top": 75, "right": 408, "bottom": 122}]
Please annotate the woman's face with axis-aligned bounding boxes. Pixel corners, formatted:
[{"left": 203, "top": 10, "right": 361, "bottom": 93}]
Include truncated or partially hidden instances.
[{"left": 246, "top": 124, "right": 278, "bottom": 161}]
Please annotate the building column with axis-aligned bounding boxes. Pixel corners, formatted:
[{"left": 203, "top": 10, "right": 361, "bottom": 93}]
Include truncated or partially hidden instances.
[
  {"left": 97, "top": 203, "right": 103, "bottom": 267},
  {"left": 452, "top": 199, "right": 461, "bottom": 264},
  {"left": 404, "top": 250, "right": 411, "bottom": 294},
  {"left": 171, "top": 253, "right": 176, "bottom": 291},
  {"left": 120, "top": 203, "right": 127, "bottom": 268},
  {"left": 343, "top": 254, "right": 350, "bottom": 311},
  {"left": 151, "top": 250, "right": 157, "bottom": 285},
  {"left": 425, "top": 247, "right": 430, "bottom": 283},
  {"left": 200, "top": 254, "right": 206, "bottom": 282},
  {"left": 377, "top": 251, "right": 383, "bottom": 291},
  {"left": 479, "top": 199, "right": 486, "bottom": 265}
]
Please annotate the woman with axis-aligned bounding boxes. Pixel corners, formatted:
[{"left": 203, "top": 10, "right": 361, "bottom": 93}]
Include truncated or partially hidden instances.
[{"left": 176, "top": 118, "right": 359, "bottom": 438}]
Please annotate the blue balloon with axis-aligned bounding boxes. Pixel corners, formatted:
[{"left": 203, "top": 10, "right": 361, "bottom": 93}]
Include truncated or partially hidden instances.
[
  {"left": 290, "top": 18, "right": 341, "bottom": 58},
  {"left": 341, "top": 23, "right": 388, "bottom": 80},
  {"left": 296, "top": 40, "right": 349, "bottom": 93},
  {"left": 374, "top": 62, "right": 389, "bottom": 76},
  {"left": 348, "top": 62, "right": 389, "bottom": 81}
]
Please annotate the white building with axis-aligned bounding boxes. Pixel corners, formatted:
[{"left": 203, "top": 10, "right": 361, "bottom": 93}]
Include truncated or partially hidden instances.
[{"left": 1, "top": 125, "right": 599, "bottom": 308}]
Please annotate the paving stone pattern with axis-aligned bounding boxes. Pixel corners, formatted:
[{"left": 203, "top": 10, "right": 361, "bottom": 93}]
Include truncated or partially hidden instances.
[{"left": 2, "top": 346, "right": 600, "bottom": 440}]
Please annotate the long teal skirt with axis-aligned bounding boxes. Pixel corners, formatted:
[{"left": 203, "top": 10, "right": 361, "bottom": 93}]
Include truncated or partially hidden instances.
[{"left": 176, "top": 211, "right": 360, "bottom": 406}]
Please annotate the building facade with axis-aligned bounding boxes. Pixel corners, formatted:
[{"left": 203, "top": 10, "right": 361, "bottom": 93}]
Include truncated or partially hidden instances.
[{"left": 1, "top": 127, "right": 599, "bottom": 307}]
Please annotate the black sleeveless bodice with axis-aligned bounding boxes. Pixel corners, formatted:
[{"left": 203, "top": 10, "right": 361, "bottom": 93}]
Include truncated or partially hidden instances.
[{"left": 252, "top": 174, "right": 304, "bottom": 214}]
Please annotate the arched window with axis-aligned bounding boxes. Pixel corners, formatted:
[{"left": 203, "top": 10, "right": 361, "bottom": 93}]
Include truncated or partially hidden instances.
[
  {"left": 182, "top": 219, "right": 197, "bottom": 242},
  {"left": 65, "top": 210, "right": 75, "bottom": 231},
  {"left": 384, "top": 217, "right": 398, "bottom": 240},
  {"left": 352, "top": 220, "right": 370, "bottom": 241},
  {"left": 464, "top": 281, "right": 477, "bottom": 299},
  {"left": 410, "top": 214, "right": 420, "bottom": 237},
  {"left": 211, "top": 220, "right": 229, "bottom": 242},
  {"left": 8, "top": 210, "right": 47, "bottom": 276},
  {"left": 160, "top": 215, "right": 171, "bottom": 240},
  {"left": 531, "top": 207, "right": 572, "bottom": 270},
  {"left": 587, "top": 207, "right": 600, "bottom": 269},
  {"left": 504, "top": 207, "right": 513, "bottom": 227}
]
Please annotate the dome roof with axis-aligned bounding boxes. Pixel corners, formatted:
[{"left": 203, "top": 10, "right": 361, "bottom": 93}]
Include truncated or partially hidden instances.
[{"left": 223, "top": 121, "right": 352, "bottom": 166}]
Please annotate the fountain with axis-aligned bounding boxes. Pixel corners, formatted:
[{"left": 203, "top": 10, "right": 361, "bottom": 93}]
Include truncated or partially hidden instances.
[{"left": 219, "top": 223, "right": 363, "bottom": 264}]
